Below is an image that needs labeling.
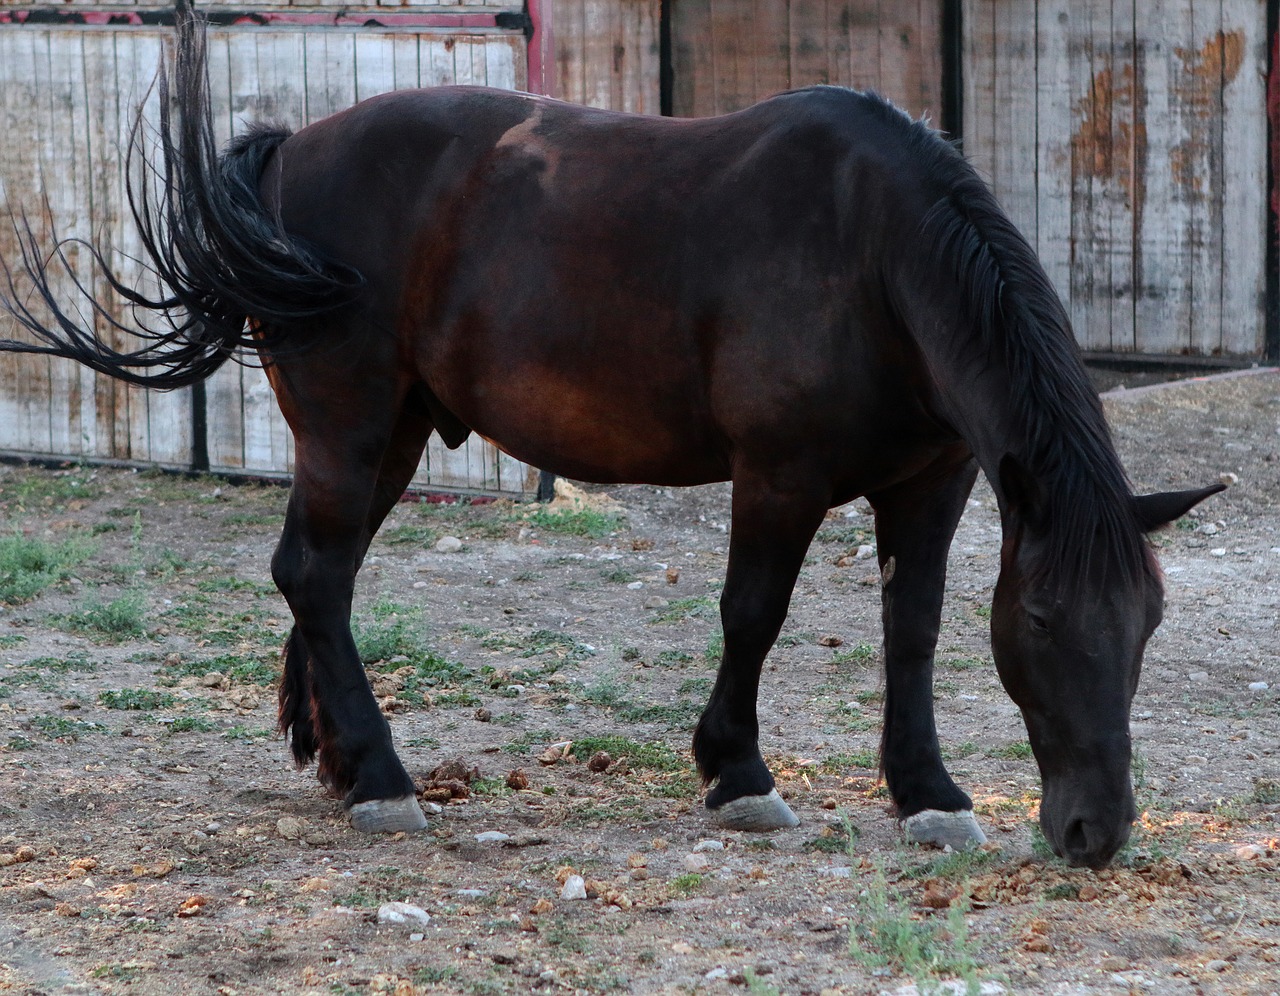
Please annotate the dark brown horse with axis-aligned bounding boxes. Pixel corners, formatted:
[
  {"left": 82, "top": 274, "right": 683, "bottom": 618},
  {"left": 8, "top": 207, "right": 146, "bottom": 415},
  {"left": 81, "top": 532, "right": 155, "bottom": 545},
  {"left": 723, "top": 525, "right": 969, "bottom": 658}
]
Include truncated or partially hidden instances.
[{"left": 0, "top": 4, "right": 1220, "bottom": 868}]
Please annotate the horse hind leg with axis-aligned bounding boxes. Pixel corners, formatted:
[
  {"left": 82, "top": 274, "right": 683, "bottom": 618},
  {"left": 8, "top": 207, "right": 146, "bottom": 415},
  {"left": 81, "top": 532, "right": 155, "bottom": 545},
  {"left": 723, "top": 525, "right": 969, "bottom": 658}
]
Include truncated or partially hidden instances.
[
  {"left": 272, "top": 386, "right": 433, "bottom": 833},
  {"left": 868, "top": 450, "right": 985, "bottom": 851},
  {"left": 693, "top": 469, "right": 829, "bottom": 831}
]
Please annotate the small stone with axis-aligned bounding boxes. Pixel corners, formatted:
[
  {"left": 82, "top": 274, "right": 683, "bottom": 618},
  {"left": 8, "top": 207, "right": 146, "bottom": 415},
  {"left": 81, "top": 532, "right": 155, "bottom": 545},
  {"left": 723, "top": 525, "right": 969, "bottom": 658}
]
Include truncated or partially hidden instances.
[
  {"left": 587, "top": 751, "right": 612, "bottom": 773},
  {"left": 275, "top": 817, "right": 304, "bottom": 840},
  {"left": 529, "top": 897, "right": 554, "bottom": 914},
  {"left": 642, "top": 596, "right": 669, "bottom": 609},
  {"left": 506, "top": 768, "right": 529, "bottom": 790},
  {"left": 1205, "top": 959, "right": 1231, "bottom": 973},
  {"left": 457, "top": 888, "right": 486, "bottom": 898},
  {"left": 821, "top": 797, "right": 838, "bottom": 810},
  {"left": 475, "top": 831, "right": 511, "bottom": 844},
  {"left": 671, "top": 941, "right": 694, "bottom": 955},
  {"left": 684, "top": 853, "right": 711, "bottom": 872},
  {"left": 1210, "top": 548, "right": 1227, "bottom": 557},
  {"left": 1188, "top": 671, "right": 1209, "bottom": 682},
  {"left": 817, "top": 635, "right": 843, "bottom": 648},
  {"left": 198, "top": 672, "right": 227, "bottom": 689},
  {"left": 1101, "top": 956, "right": 1129, "bottom": 972},
  {"left": 559, "top": 875, "right": 587, "bottom": 900},
  {"left": 377, "top": 901, "right": 431, "bottom": 926},
  {"left": 1219, "top": 472, "right": 1239, "bottom": 486},
  {"left": 422, "top": 802, "right": 444, "bottom": 816},
  {"left": 1248, "top": 681, "right": 1269, "bottom": 691},
  {"left": 409, "top": 932, "right": 424, "bottom": 942},
  {"left": 692, "top": 839, "right": 724, "bottom": 853},
  {"left": 434, "top": 536, "right": 463, "bottom": 553},
  {"left": 1024, "top": 937, "right": 1053, "bottom": 953},
  {"left": 854, "top": 544, "right": 875, "bottom": 559},
  {"left": 474, "top": 707, "right": 492, "bottom": 722},
  {"left": 627, "top": 581, "right": 644, "bottom": 590},
  {"left": 299, "top": 877, "right": 330, "bottom": 893},
  {"left": 705, "top": 967, "right": 728, "bottom": 980}
]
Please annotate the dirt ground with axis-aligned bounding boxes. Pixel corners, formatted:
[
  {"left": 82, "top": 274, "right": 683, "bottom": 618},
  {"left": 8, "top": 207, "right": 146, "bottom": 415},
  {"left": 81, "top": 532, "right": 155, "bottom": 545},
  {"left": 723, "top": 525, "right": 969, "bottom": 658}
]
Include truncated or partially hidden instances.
[{"left": 0, "top": 369, "right": 1277, "bottom": 996}]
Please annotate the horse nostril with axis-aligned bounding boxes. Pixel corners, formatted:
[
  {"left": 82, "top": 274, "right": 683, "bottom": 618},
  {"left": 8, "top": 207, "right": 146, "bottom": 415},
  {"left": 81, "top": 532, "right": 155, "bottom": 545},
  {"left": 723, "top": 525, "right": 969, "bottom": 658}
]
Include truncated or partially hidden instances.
[{"left": 1062, "top": 818, "right": 1092, "bottom": 863}]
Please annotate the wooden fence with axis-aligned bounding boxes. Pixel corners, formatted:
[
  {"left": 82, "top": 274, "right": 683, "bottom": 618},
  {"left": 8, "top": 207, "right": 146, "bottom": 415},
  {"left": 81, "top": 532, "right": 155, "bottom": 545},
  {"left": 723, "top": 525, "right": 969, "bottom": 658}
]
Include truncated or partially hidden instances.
[
  {"left": 0, "top": 0, "right": 1274, "bottom": 490},
  {"left": 0, "top": 3, "right": 537, "bottom": 492}
]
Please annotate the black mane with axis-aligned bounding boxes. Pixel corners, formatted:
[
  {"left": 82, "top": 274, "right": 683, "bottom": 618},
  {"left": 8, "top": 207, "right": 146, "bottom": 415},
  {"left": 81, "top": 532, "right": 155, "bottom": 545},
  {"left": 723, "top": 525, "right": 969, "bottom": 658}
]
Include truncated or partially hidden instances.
[{"left": 868, "top": 94, "right": 1152, "bottom": 583}]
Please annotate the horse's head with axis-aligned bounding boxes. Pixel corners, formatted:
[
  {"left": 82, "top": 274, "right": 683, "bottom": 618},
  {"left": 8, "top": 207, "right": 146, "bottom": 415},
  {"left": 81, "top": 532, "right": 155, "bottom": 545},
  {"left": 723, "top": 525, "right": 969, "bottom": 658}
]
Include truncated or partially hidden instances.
[{"left": 991, "top": 456, "right": 1222, "bottom": 868}]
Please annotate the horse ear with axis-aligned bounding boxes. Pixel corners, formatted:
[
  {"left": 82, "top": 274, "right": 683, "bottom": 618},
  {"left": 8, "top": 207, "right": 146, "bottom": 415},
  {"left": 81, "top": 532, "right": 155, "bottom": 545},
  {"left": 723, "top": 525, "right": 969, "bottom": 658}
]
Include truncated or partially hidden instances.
[
  {"left": 998, "top": 454, "right": 1049, "bottom": 533},
  {"left": 1133, "top": 483, "right": 1227, "bottom": 532}
]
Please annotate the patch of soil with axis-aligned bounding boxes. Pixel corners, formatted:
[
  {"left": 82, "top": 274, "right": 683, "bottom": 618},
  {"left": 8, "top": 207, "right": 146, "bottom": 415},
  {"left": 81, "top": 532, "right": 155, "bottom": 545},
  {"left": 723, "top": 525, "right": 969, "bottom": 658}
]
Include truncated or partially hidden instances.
[{"left": 1, "top": 371, "right": 1278, "bottom": 995}]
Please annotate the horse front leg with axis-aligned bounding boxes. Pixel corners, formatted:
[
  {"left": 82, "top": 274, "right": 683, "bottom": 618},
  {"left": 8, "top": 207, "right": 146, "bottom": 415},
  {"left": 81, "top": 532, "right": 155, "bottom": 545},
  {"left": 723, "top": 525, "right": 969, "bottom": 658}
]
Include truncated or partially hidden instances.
[
  {"left": 868, "top": 449, "right": 984, "bottom": 850},
  {"left": 271, "top": 401, "right": 431, "bottom": 834},
  {"left": 693, "top": 469, "right": 828, "bottom": 831}
]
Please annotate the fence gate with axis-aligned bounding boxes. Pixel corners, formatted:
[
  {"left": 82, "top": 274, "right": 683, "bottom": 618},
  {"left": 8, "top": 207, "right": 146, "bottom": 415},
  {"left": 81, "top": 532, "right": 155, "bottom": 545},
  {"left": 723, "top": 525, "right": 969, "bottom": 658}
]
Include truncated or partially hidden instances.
[{"left": 0, "top": 1, "right": 538, "bottom": 493}]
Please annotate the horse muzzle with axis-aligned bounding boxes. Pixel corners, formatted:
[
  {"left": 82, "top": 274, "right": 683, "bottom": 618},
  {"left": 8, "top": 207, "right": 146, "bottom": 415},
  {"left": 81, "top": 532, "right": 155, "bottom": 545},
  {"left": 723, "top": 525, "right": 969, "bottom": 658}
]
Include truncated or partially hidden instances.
[{"left": 1039, "top": 778, "right": 1137, "bottom": 869}]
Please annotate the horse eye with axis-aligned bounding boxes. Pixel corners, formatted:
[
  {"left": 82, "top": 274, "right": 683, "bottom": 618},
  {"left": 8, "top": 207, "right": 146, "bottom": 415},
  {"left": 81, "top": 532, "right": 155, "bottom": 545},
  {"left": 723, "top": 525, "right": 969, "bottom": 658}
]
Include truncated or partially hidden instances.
[{"left": 1027, "top": 613, "right": 1050, "bottom": 636}]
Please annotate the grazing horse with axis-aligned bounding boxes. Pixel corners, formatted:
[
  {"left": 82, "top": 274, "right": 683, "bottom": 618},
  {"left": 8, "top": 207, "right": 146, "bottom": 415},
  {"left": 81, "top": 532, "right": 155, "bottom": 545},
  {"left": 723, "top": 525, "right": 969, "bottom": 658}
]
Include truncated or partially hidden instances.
[{"left": 0, "top": 4, "right": 1220, "bottom": 869}]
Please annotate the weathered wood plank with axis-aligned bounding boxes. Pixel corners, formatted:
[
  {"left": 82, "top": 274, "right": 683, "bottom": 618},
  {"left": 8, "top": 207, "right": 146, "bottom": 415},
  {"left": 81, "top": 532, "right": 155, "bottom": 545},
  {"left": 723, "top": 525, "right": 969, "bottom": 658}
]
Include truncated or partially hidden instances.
[
  {"left": 1218, "top": 0, "right": 1268, "bottom": 355},
  {"left": 1034, "top": 0, "right": 1075, "bottom": 321},
  {"left": 1134, "top": 0, "right": 1195, "bottom": 354}
]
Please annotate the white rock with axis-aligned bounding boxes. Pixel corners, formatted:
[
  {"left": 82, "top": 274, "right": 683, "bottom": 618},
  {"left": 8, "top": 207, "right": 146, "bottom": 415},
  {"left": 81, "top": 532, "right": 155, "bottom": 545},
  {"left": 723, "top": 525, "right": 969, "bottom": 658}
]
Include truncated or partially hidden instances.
[
  {"left": 475, "top": 831, "right": 511, "bottom": 844},
  {"left": 434, "top": 536, "right": 463, "bottom": 553},
  {"left": 1219, "top": 472, "right": 1239, "bottom": 486},
  {"left": 456, "top": 889, "right": 487, "bottom": 898},
  {"left": 1200, "top": 523, "right": 1219, "bottom": 535},
  {"left": 559, "top": 874, "right": 587, "bottom": 900},
  {"left": 627, "top": 581, "right": 644, "bottom": 590},
  {"left": 409, "top": 932, "right": 425, "bottom": 942},
  {"left": 1248, "top": 681, "right": 1269, "bottom": 692},
  {"left": 423, "top": 802, "right": 444, "bottom": 815},
  {"left": 855, "top": 544, "right": 875, "bottom": 559},
  {"left": 377, "top": 901, "right": 431, "bottom": 926},
  {"left": 1188, "top": 671, "right": 1209, "bottom": 682},
  {"left": 692, "top": 840, "right": 724, "bottom": 853},
  {"left": 683, "top": 853, "right": 711, "bottom": 872},
  {"left": 704, "top": 968, "right": 728, "bottom": 980},
  {"left": 1210, "top": 548, "right": 1227, "bottom": 557}
]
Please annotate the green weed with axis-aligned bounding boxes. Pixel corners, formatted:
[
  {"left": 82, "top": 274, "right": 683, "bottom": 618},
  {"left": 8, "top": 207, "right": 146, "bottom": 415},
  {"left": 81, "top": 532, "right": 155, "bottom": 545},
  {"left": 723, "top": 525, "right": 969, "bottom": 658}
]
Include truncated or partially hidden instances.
[
  {"left": 989, "top": 741, "right": 1033, "bottom": 760},
  {"left": 668, "top": 873, "right": 703, "bottom": 895},
  {"left": 0, "top": 534, "right": 93, "bottom": 603},
  {"left": 833, "top": 643, "right": 878, "bottom": 666},
  {"left": 61, "top": 593, "right": 147, "bottom": 640},
  {"left": 168, "top": 716, "right": 218, "bottom": 733},
  {"left": 848, "top": 863, "right": 982, "bottom": 989},
  {"left": 569, "top": 735, "right": 687, "bottom": 772},
  {"left": 99, "top": 688, "right": 176, "bottom": 711},
  {"left": 27, "top": 715, "right": 104, "bottom": 739},
  {"left": 651, "top": 596, "right": 717, "bottom": 623},
  {"left": 523, "top": 505, "right": 621, "bottom": 538}
]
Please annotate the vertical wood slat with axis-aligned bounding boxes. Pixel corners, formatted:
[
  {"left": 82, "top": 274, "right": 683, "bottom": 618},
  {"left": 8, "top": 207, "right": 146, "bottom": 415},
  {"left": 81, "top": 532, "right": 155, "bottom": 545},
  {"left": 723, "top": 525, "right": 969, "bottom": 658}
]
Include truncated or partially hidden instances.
[
  {"left": 1135, "top": 0, "right": 1195, "bottom": 354},
  {"left": 1219, "top": 0, "right": 1269, "bottom": 355}
]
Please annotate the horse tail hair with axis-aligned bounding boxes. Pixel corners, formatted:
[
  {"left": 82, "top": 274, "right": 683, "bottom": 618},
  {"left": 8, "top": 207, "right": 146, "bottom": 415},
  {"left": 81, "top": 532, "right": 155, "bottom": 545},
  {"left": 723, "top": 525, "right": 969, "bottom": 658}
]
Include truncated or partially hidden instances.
[{"left": 0, "top": 0, "right": 363, "bottom": 390}]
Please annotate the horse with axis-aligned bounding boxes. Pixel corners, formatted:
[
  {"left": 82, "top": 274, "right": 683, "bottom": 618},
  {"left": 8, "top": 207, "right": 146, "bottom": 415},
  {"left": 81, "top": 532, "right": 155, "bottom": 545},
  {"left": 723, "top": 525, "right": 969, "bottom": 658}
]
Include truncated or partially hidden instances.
[{"left": 0, "top": 3, "right": 1221, "bottom": 869}]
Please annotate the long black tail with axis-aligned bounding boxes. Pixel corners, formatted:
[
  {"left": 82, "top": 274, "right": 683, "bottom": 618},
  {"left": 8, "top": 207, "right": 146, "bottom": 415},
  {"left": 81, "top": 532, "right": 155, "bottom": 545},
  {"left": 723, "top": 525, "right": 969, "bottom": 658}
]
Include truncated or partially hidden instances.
[{"left": 0, "top": 0, "right": 362, "bottom": 389}]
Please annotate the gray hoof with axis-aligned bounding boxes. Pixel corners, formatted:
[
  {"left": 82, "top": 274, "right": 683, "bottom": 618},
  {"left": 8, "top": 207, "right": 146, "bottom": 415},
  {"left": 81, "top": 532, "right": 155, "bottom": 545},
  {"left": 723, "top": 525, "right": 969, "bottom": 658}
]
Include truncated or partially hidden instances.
[
  {"left": 708, "top": 789, "right": 800, "bottom": 832},
  {"left": 902, "top": 809, "right": 986, "bottom": 850},
  {"left": 348, "top": 796, "right": 428, "bottom": 834}
]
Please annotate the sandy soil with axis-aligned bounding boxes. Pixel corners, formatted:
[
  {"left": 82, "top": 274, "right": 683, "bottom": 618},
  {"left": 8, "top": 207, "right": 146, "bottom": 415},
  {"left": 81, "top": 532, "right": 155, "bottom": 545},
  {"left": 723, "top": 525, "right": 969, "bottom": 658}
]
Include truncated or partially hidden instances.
[{"left": 0, "top": 370, "right": 1277, "bottom": 996}]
